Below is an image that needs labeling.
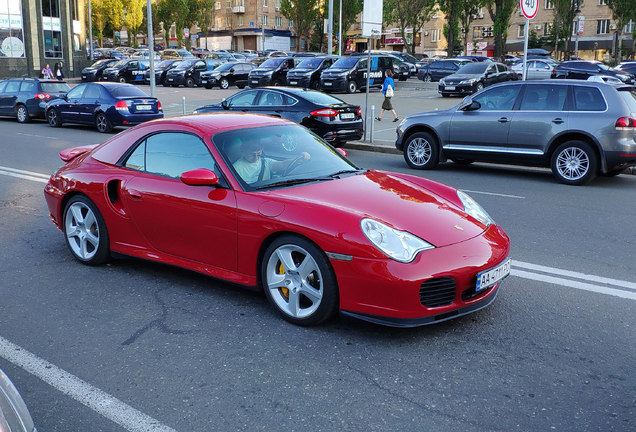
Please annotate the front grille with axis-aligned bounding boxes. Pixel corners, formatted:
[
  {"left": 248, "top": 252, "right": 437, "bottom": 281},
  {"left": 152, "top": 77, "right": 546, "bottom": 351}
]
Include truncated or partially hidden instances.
[{"left": 419, "top": 277, "right": 456, "bottom": 307}]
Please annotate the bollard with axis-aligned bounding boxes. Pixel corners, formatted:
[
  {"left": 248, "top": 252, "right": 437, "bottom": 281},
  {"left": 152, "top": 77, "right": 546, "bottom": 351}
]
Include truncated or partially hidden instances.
[
  {"left": 370, "top": 105, "right": 375, "bottom": 143},
  {"left": 182, "top": 96, "right": 186, "bottom": 115}
]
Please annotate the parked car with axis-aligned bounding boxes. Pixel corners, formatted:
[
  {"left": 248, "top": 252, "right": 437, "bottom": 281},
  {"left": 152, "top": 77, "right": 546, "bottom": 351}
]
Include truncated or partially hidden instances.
[
  {"left": 160, "top": 49, "right": 195, "bottom": 60},
  {"left": 390, "top": 56, "right": 413, "bottom": 81},
  {"left": 438, "top": 62, "right": 516, "bottom": 96},
  {"left": 615, "top": 61, "right": 636, "bottom": 75},
  {"left": 44, "top": 114, "right": 510, "bottom": 327},
  {"left": 358, "top": 51, "right": 420, "bottom": 75},
  {"left": 200, "top": 61, "right": 257, "bottom": 89},
  {"left": 101, "top": 59, "right": 150, "bottom": 83},
  {"left": 417, "top": 59, "right": 471, "bottom": 82},
  {"left": 45, "top": 82, "right": 163, "bottom": 133},
  {"left": 81, "top": 59, "right": 119, "bottom": 82},
  {"left": 551, "top": 60, "right": 635, "bottom": 84},
  {"left": 143, "top": 59, "right": 183, "bottom": 85},
  {"left": 455, "top": 55, "right": 494, "bottom": 62},
  {"left": 0, "top": 78, "right": 70, "bottom": 123},
  {"left": 248, "top": 57, "right": 297, "bottom": 87},
  {"left": 320, "top": 55, "right": 394, "bottom": 93},
  {"left": 391, "top": 52, "right": 427, "bottom": 73},
  {"left": 510, "top": 59, "right": 555, "bottom": 80},
  {"left": 395, "top": 80, "right": 636, "bottom": 185},
  {"left": 163, "top": 59, "right": 220, "bottom": 87},
  {"left": 193, "top": 87, "right": 363, "bottom": 146},
  {"left": 0, "top": 368, "right": 37, "bottom": 432},
  {"left": 286, "top": 56, "right": 337, "bottom": 90}
]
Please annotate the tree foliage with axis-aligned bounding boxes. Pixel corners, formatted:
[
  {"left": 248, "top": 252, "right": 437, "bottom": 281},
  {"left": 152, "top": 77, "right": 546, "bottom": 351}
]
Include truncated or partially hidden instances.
[
  {"left": 124, "top": 0, "right": 145, "bottom": 47},
  {"left": 383, "top": 0, "right": 435, "bottom": 55},
  {"left": 605, "top": 0, "right": 636, "bottom": 62},
  {"left": 458, "top": 0, "right": 484, "bottom": 55},
  {"left": 485, "top": 0, "right": 517, "bottom": 60},
  {"left": 437, "top": 0, "right": 462, "bottom": 57},
  {"left": 280, "top": 0, "right": 319, "bottom": 52}
]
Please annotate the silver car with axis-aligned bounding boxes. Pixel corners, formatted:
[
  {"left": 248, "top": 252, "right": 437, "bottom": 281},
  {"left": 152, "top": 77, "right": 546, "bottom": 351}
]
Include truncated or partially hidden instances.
[
  {"left": 395, "top": 80, "right": 636, "bottom": 185},
  {"left": 510, "top": 59, "right": 555, "bottom": 80}
]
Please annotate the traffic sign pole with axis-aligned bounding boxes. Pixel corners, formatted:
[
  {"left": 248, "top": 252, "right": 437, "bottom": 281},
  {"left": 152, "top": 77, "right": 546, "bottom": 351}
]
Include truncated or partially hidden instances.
[
  {"left": 523, "top": 17, "right": 529, "bottom": 81},
  {"left": 520, "top": 0, "right": 538, "bottom": 81}
]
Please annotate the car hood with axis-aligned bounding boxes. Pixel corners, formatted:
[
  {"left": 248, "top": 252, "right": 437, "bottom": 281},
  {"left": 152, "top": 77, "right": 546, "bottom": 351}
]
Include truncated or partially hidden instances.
[
  {"left": 271, "top": 170, "right": 486, "bottom": 247},
  {"left": 444, "top": 73, "right": 484, "bottom": 81}
]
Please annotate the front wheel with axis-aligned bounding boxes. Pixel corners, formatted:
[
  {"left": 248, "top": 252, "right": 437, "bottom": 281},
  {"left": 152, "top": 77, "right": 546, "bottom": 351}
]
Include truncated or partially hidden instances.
[
  {"left": 185, "top": 77, "right": 195, "bottom": 88},
  {"left": 95, "top": 113, "right": 112, "bottom": 133},
  {"left": 403, "top": 132, "right": 439, "bottom": 170},
  {"left": 475, "top": 82, "right": 484, "bottom": 92},
  {"left": 118, "top": 76, "right": 126, "bottom": 83},
  {"left": 346, "top": 80, "right": 358, "bottom": 94},
  {"left": 422, "top": 74, "right": 432, "bottom": 82},
  {"left": 261, "top": 235, "right": 339, "bottom": 326},
  {"left": 550, "top": 140, "right": 598, "bottom": 185},
  {"left": 16, "top": 104, "right": 31, "bottom": 123},
  {"left": 272, "top": 79, "right": 282, "bottom": 86},
  {"left": 47, "top": 108, "right": 62, "bottom": 128},
  {"left": 219, "top": 78, "right": 230, "bottom": 89},
  {"left": 63, "top": 195, "right": 110, "bottom": 265},
  {"left": 310, "top": 80, "right": 320, "bottom": 90}
]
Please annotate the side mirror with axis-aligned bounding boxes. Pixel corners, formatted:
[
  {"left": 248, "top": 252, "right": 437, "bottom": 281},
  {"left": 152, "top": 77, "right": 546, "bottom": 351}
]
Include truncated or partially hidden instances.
[
  {"left": 459, "top": 96, "right": 481, "bottom": 111},
  {"left": 180, "top": 168, "right": 219, "bottom": 186},
  {"left": 221, "top": 100, "right": 229, "bottom": 109},
  {"left": 230, "top": 68, "right": 235, "bottom": 73}
]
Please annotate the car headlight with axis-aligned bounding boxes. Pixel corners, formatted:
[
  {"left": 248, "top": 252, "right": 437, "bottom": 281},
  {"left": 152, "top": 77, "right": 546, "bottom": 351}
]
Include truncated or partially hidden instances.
[
  {"left": 439, "top": 78, "right": 446, "bottom": 85},
  {"left": 618, "top": 74, "right": 630, "bottom": 81},
  {"left": 264, "top": 71, "right": 273, "bottom": 76},
  {"left": 361, "top": 218, "right": 435, "bottom": 263},
  {"left": 457, "top": 190, "right": 493, "bottom": 227},
  {"left": 460, "top": 78, "right": 478, "bottom": 85}
]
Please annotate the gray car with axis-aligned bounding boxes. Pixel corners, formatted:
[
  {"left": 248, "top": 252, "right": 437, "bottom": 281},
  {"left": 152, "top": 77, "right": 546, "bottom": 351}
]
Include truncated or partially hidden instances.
[{"left": 395, "top": 80, "right": 636, "bottom": 185}]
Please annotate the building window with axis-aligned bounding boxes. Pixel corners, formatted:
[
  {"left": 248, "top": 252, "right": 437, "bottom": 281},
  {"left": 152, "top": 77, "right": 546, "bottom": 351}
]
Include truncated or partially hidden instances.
[
  {"left": 262, "top": 0, "right": 268, "bottom": 7},
  {"left": 275, "top": 16, "right": 281, "bottom": 27},
  {"left": 473, "top": 27, "right": 483, "bottom": 39},
  {"left": 431, "top": 28, "right": 442, "bottom": 42},
  {"left": 518, "top": 23, "right": 525, "bottom": 38},
  {"left": 215, "top": 17, "right": 223, "bottom": 29},
  {"left": 0, "top": 0, "right": 26, "bottom": 58},
  {"left": 42, "top": 0, "right": 62, "bottom": 58},
  {"left": 262, "top": 15, "right": 268, "bottom": 25},
  {"left": 598, "top": 0, "right": 606, "bottom": 5},
  {"left": 625, "top": 20, "right": 634, "bottom": 33},
  {"left": 289, "top": 19, "right": 294, "bottom": 28},
  {"left": 597, "top": 19, "right": 609, "bottom": 34},
  {"left": 226, "top": 16, "right": 231, "bottom": 27},
  {"left": 544, "top": 22, "right": 553, "bottom": 35},
  {"left": 545, "top": 0, "right": 554, "bottom": 9},
  {"left": 215, "top": 2, "right": 221, "bottom": 9},
  {"left": 238, "top": 16, "right": 243, "bottom": 26},
  {"left": 275, "top": 0, "right": 281, "bottom": 9},
  {"left": 226, "top": 0, "right": 231, "bottom": 7}
]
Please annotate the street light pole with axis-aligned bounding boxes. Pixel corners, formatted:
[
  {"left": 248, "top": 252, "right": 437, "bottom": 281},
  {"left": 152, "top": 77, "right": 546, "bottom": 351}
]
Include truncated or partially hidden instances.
[
  {"left": 88, "top": 0, "right": 93, "bottom": 59},
  {"left": 147, "top": 0, "right": 155, "bottom": 97},
  {"left": 574, "top": 4, "right": 581, "bottom": 60}
]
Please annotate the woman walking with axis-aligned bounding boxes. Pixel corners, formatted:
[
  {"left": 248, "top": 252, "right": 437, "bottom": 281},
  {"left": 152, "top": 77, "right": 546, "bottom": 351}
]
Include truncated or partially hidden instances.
[
  {"left": 41, "top": 64, "right": 53, "bottom": 79},
  {"left": 375, "top": 69, "right": 399, "bottom": 122},
  {"left": 54, "top": 62, "right": 64, "bottom": 80}
]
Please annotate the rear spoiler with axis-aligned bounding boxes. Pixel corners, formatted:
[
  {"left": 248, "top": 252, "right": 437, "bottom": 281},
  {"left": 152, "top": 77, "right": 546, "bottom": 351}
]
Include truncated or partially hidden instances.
[{"left": 59, "top": 144, "right": 99, "bottom": 162}]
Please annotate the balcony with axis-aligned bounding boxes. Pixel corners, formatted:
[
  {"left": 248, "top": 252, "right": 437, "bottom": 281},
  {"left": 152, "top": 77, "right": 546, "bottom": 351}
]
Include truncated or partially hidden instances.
[{"left": 232, "top": 5, "right": 245, "bottom": 13}]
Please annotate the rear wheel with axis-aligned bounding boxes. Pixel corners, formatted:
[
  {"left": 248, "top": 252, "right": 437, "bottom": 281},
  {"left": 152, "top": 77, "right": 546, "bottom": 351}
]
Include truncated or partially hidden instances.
[
  {"left": 261, "top": 235, "right": 338, "bottom": 326},
  {"left": 346, "top": 80, "right": 357, "bottom": 94},
  {"left": 272, "top": 79, "right": 282, "bottom": 86},
  {"left": 63, "top": 195, "right": 110, "bottom": 265},
  {"left": 16, "top": 104, "right": 31, "bottom": 123},
  {"left": 185, "top": 77, "right": 195, "bottom": 88},
  {"left": 550, "top": 140, "right": 598, "bottom": 185},
  {"left": 403, "top": 132, "right": 439, "bottom": 170},
  {"left": 47, "top": 108, "right": 62, "bottom": 128},
  {"left": 219, "top": 78, "right": 230, "bottom": 89},
  {"left": 311, "top": 80, "right": 320, "bottom": 90},
  {"left": 423, "top": 74, "right": 432, "bottom": 82},
  {"left": 95, "top": 113, "right": 112, "bottom": 133}
]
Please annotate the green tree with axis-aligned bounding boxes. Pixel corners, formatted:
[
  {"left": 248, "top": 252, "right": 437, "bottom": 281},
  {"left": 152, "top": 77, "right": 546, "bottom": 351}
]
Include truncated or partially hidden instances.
[
  {"left": 156, "top": 0, "right": 189, "bottom": 48},
  {"left": 335, "top": 0, "right": 363, "bottom": 54},
  {"left": 280, "top": 0, "right": 319, "bottom": 51},
  {"left": 383, "top": 0, "right": 435, "bottom": 55},
  {"left": 606, "top": 0, "right": 636, "bottom": 63},
  {"left": 124, "top": 0, "right": 145, "bottom": 47},
  {"left": 485, "top": 0, "right": 517, "bottom": 61},
  {"left": 458, "top": 0, "right": 484, "bottom": 56},
  {"left": 107, "top": 0, "right": 125, "bottom": 44},
  {"left": 89, "top": 0, "right": 108, "bottom": 46},
  {"left": 438, "top": 0, "right": 462, "bottom": 57}
]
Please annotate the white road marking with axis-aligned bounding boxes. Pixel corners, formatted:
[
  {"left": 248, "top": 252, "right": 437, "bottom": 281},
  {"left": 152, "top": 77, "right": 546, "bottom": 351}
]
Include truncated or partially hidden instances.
[
  {"left": 0, "top": 335, "right": 179, "bottom": 432},
  {"left": 463, "top": 189, "right": 525, "bottom": 199},
  {"left": 16, "top": 133, "right": 59, "bottom": 140},
  {"left": 0, "top": 166, "right": 50, "bottom": 184}
]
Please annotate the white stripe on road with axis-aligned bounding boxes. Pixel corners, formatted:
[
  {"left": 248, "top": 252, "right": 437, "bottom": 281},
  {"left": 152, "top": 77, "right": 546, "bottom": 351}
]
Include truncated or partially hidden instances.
[
  {"left": 463, "top": 189, "right": 525, "bottom": 199},
  {"left": 16, "top": 132, "right": 59, "bottom": 140},
  {"left": 0, "top": 335, "right": 179, "bottom": 432},
  {"left": 0, "top": 166, "right": 51, "bottom": 179},
  {"left": 0, "top": 168, "right": 49, "bottom": 183}
]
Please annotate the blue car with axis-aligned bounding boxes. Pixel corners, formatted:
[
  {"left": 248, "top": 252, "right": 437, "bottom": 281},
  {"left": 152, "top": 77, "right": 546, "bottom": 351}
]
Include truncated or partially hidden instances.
[{"left": 45, "top": 82, "right": 163, "bottom": 133}]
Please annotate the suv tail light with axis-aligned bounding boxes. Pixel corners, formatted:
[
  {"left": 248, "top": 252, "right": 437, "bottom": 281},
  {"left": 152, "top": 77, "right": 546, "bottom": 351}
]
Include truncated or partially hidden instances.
[
  {"left": 615, "top": 117, "right": 636, "bottom": 130},
  {"left": 310, "top": 108, "right": 338, "bottom": 117},
  {"left": 115, "top": 100, "right": 129, "bottom": 111},
  {"left": 356, "top": 108, "right": 361, "bottom": 116},
  {"left": 35, "top": 93, "right": 51, "bottom": 100},
  {"left": 157, "top": 101, "right": 162, "bottom": 110}
]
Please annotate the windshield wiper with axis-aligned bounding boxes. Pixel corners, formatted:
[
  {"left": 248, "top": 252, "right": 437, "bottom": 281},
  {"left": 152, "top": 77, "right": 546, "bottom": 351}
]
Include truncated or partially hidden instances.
[
  {"left": 255, "top": 177, "right": 332, "bottom": 190},
  {"left": 325, "top": 169, "right": 367, "bottom": 179}
]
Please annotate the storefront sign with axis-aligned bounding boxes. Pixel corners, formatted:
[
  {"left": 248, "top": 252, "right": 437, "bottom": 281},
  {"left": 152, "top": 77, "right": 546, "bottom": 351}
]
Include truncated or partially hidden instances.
[
  {"left": 1, "top": 0, "right": 25, "bottom": 57},
  {"left": 385, "top": 37, "right": 404, "bottom": 45}
]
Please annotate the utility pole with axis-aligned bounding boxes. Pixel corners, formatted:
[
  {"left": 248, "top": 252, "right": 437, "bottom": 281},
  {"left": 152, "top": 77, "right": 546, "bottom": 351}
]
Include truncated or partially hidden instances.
[
  {"left": 147, "top": 0, "right": 155, "bottom": 97},
  {"left": 327, "top": 0, "right": 333, "bottom": 55}
]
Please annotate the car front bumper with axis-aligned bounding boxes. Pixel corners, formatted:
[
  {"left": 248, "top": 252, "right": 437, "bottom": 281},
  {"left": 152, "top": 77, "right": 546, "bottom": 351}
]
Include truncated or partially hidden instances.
[
  {"left": 248, "top": 76, "right": 272, "bottom": 87},
  {"left": 320, "top": 78, "right": 347, "bottom": 92},
  {"left": 438, "top": 82, "right": 480, "bottom": 95},
  {"left": 165, "top": 75, "right": 186, "bottom": 85}
]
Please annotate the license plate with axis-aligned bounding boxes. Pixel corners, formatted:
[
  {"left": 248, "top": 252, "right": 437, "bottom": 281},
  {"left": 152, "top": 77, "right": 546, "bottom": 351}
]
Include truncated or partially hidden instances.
[
  {"left": 168, "top": 78, "right": 173, "bottom": 81},
  {"left": 252, "top": 80, "right": 259, "bottom": 84},
  {"left": 136, "top": 105, "right": 152, "bottom": 111},
  {"left": 323, "top": 82, "right": 332, "bottom": 86},
  {"left": 290, "top": 81, "right": 298, "bottom": 85},
  {"left": 445, "top": 86, "right": 455, "bottom": 90},
  {"left": 476, "top": 258, "right": 511, "bottom": 292},
  {"left": 201, "top": 80, "right": 207, "bottom": 84},
  {"left": 340, "top": 113, "right": 354, "bottom": 119}
]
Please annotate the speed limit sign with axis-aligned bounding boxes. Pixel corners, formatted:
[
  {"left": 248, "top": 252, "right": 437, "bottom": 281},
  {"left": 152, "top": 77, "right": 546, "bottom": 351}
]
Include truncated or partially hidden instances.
[{"left": 520, "top": 0, "right": 538, "bottom": 19}]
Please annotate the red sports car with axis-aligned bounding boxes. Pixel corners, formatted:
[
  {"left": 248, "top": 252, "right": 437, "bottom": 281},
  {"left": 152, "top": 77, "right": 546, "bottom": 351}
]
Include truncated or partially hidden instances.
[{"left": 44, "top": 114, "right": 511, "bottom": 327}]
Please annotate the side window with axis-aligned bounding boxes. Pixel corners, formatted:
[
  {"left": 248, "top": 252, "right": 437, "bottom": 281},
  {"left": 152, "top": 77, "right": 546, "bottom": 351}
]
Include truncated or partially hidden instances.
[
  {"left": 20, "top": 82, "right": 35, "bottom": 92},
  {"left": 520, "top": 85, "right": 567, "bottom": 111},
  {"left": 129, "top": 61, "right": 139, "bottom": 69},
  {"left": 125, "top": 133, "right": 218, "bottom": 179},
  {"left": 66, "top": 84, "right": 87, "bottom": 99},
  {"left": 497, "top": 64, "right": 507, "bottom": 73},
  {"left": 573, "top": 87, "right": 606, "bottom": 111},
  {"left": 83, "top": 85, "right": 102, "bottom": 99},
  {"left": 357, "top": 59, "right": 366, "bottom": 70},
  {"left": 258, "top": 90, "right": 284, "bottom": 106},
  {"left": 196, "top": 61, "right": 206, "bottom": 70},
  {"left": 282, "top": 95, "right": 298, "bottom": 106},
  {"left": 0, "top": 81, "right": 6, "bottom": 92},
  {"left": 229, "top": 90, "right": 259, "bottom": 106},
  {"left": 5, "top": 81, "right": 21, "bottom": 92},
  {"left": 472, "top": 85, "right": 521, "bottom": 111},
  {"left": 379, "top": 57, "right": 391, "bottom": 69},
  {"left": 486, "top": 65, "right": 496, "bottom": 74}
]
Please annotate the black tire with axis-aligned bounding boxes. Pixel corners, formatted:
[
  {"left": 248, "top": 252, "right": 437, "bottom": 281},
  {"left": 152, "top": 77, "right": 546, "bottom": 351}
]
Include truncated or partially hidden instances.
[
  {"left": 346, "top": 80, "right": 358, "bottom": 94},
  {"left": 204, "top": 85, "right": 213, "bottom": 89},
  {"left": 441, "top": 93, "right": 450, "bottom": 98},
  {"left": 261, "top": 235, "right": 338, "bottom": 326},
  {"left": 63, "top": 195, "right": 110, "bottom": 266},
  {"left": 403, "top": 131, "right": 439, "bottom": 170},
  {"left": 450, "top": 158, "right": 475, "bottom": 165},
  {"left": 117, "top": 76, "right": 126, "bottom": 83},
  {"left": 237, "top": 85, "right": 246, "bottom": 89},
  {"left": 16, "top": 104, "right": 31, "bottom": 123},
  {"left": 97, "top": 75, "right": 103, "bottom": 82},
  {"left": 422, "top": 74, "right": 432, "bottom": 82},
  {"left": 310, "top": 80, "right": 320, "bottom": 90},
  {"left": 47, "top": 108, "right": 62, "bottom": 128},
  {"left": 219, "top": 78, "right": 230, "bottom": 89},
  {"left": 550, "top": 140, "right": 598, "bottom": 185},
  {"left": 272, "top": 79, "right": 282, "bottom": 86},
  {"left": 475, "top": 82, "right": 484, "bottom": 92},
  {"left": 95, "top": 113, "right": 113, "bottom": 133},
  {"left": 185, "top": 77, "right": 195, "bottom": 88}
]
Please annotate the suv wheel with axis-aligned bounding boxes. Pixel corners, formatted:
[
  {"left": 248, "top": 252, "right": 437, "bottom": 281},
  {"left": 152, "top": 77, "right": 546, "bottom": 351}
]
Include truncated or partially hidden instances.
[
  {"left": 403, "top": 132, "right": 439, "bottom": 170},
  {"left": 16, "top": 104, "right": 31, "bottom": 123},
  {"left": 346, "top": 80, "right": 357, "bottom": 94},
  {"left": 311, "top": 80, "right": 320, "bottom": 90},
  {"left": 220, "top": 78, "right": 230, "bottom": 89},
  {"left": 551, "top": 140, "right": 598, "bottom": 185},
  {"left": 423, "top": 74, "right": 432, "bottom": 82},
  {"left": 272, "top": 79, "right": 282, "bottom": 86},
  {"left": 118, "top": 76, "right": 126, "bottom": 83},
  {"left": 185, "top": 77, "right": 195, "bottom": 88}
]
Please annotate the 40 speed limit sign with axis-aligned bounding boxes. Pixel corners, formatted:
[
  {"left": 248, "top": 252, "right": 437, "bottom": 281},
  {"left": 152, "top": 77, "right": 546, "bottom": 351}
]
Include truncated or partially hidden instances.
[{"left": 520, "top": 0, "right": 538, "bottom": 19}]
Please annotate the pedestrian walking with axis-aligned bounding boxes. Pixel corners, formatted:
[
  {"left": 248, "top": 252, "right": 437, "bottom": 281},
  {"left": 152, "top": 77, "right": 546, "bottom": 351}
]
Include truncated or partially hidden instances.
[
  {"left": 41, "top": 64, "right": 53, "bottom": 79},
  {"left": 54, "top": 62, "right": 64, "bottom": 80},
  {"left": 375, "top": 69, "right": 399, "bottom": 122}
]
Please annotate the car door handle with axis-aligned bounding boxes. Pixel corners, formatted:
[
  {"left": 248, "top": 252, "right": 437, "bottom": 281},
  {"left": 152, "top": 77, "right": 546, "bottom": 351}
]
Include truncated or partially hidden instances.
[
  {"left": 552, "top": 118, "right": 564, "bottom": 124},
  {"left": 274, "top": 110, "right": 284, "bottom": 113},
  {"left": 498, "top": 117, "right": 509, "bottom": 123},
  {"left": 127, "top": 189, "right": 142, "bottom": 199}
]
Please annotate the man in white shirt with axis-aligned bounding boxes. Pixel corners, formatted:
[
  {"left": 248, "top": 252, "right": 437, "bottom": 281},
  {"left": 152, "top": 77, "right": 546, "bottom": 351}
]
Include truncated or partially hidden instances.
[{"left": 233, "top": 139, "right": 310, "bottom": 184}]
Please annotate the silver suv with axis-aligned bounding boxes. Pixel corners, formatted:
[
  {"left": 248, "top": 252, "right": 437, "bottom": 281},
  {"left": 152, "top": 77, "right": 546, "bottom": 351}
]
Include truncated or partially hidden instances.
[{"left": 395, "top": 80, "right": 636, "bottom": 185}]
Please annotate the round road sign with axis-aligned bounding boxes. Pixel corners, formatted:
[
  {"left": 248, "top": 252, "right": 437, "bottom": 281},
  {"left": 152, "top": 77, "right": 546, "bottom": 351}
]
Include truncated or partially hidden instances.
[{"left": 520, "top": 0, "right": 538, "bottom": 19}]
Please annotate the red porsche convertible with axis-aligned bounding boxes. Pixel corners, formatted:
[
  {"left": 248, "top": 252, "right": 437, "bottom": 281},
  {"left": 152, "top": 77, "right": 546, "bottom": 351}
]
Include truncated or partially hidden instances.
[{"left": 44, "top": 113, "right": 511, "bottom": 327}]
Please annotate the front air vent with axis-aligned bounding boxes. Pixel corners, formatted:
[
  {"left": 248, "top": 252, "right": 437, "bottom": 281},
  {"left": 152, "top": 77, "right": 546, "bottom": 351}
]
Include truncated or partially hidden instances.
[{"left": 419, "top": 277, "right": 456, "bottom": 307}]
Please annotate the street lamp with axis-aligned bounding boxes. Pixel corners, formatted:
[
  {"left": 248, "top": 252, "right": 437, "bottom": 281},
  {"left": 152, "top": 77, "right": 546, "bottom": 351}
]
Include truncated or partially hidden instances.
[{"left": 574, "top": 3, "right": 581, "bottom": 59}]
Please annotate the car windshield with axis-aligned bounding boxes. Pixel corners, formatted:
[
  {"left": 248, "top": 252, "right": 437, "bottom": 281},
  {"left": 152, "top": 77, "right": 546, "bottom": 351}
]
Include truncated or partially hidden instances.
[
  {"left": 91, "top": 60, "right": 113, "bottom": 68},
  {"left": 41, "top": 82, "right": 71, "bottom": 92},
  {"left": 297, "top": 58, "right": 323, "bottom": 68},
  {"left": 401, "top": 53, "right": 419, "bottom": 63},
  {"left": 260, "top": 58, "right": 286, "bottom": 68},
  {"left": 178, "top": 50, "right": 194, "bottom": 58},
  {"left": 108, "top": 85, "right": 150, "bottom": 98},
  {"left": 110, "top": 60, "right": 127, "bottom": 68},
  {"left": 215, "top": 62, "right": 239, "bottom": 71},
  {"left": 213, "top": 124, "right": 360, "bottom": 191},
  {"left": 617, "top": 88, "right": 636, "bottom": 112},
  {"left": 174, "top": 60, "right": 197, "bottom": 69},
  {"left": 456, "top": 63, "right": 489, "bottom": 74},
  {"left": 331, "top": 57, "right": 359, "bottom": 69},
  {"left": 298, "top": 90, "right": 347, "bottom": 106},
  {"left": 598, "top": 63, "right": 611, "bottom": 71},
  {"left": 156, "top": 60, "right": 177, "bottom": 69}
]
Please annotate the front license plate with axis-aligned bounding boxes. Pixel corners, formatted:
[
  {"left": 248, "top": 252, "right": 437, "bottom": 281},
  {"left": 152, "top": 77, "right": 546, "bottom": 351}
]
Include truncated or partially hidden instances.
[
  {"left": 168, "top": 78, "right": 173, "bottom": 81},
  {"left": 476, "top": 258, "right": 511, "bottom": 292},
  {"left": 201, "top": 80, "right": 207, "bottom": 83},
  {"left": 252, "top": 80, "right": 259, "bottom": 84},
  {"left": 290, "top": 81, "right": 298, "bottom": 85},
  {"left": 340, "top": 113, "right": 354, "bottom": 119},
  {"left": 323, "top": 82, "right": 332, "bottom": 86},
  {"left": 136, "top": 105, "right": 152, "bottom": 111},
  {"left": 445, "top": 86, "right": 455, "bottom": 90}
]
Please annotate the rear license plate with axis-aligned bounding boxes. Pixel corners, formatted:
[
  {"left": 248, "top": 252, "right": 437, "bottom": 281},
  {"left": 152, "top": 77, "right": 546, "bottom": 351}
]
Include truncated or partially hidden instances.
[
  {"left": 290, "top": 81, "right": 298, "bottom": 85},
  {"left": 445, "top": 86, "right": 455, "bottom": 90},
  {"left": 136, "top": 105, "right": 152, "bottom": 111},
  {"left": 475, "top": 258, "right": 511, "bottom": 292},
  {"left": 324, "top": 82, "right": 332, "bottom": 86},
  {"left": 340, "top": 113, "right": 354, "bottom": 119},
  {"left": 252, "top": 80, "right": 259, "bottom": 84}
]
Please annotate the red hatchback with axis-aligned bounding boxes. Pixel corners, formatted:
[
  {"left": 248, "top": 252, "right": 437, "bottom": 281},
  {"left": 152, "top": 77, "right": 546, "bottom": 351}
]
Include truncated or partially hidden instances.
[{"left": 44, "top": 114, "right": 511, "bottom": 327}]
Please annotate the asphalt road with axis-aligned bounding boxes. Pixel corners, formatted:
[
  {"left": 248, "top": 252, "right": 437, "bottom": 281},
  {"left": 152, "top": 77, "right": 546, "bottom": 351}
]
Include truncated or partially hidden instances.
[{"left": 0, "top": 85, "right": 635, "bottom": 432}]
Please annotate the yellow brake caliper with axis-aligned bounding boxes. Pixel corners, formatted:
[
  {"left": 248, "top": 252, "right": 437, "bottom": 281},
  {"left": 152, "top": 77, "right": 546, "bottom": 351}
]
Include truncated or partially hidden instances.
[{"left": 278, "top": 262, "right": 289, "bottom": 300}]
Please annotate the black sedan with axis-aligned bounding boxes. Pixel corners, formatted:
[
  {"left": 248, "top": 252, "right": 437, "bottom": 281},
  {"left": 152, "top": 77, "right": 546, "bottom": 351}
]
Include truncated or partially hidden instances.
[
  {"left": 200, "top": 61, "right": 256, "bottom": 89},
  {"left": 45, "top": 82, "right": 163, "bottom": 133},
  {"left": 551, "top": 60, "right": 635, "bottom": 84},
  {"left": 81, "top": 59, "right": 120, "bottom": 82},
  {"left": 143, "top": 59, "right": 184, "bottom": 85},
  {"left": 193, "top": 87, "right": 362, "bottom": 147},
  {"left": 438, "top": 62, "right": 516, "bottom": 97}
]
